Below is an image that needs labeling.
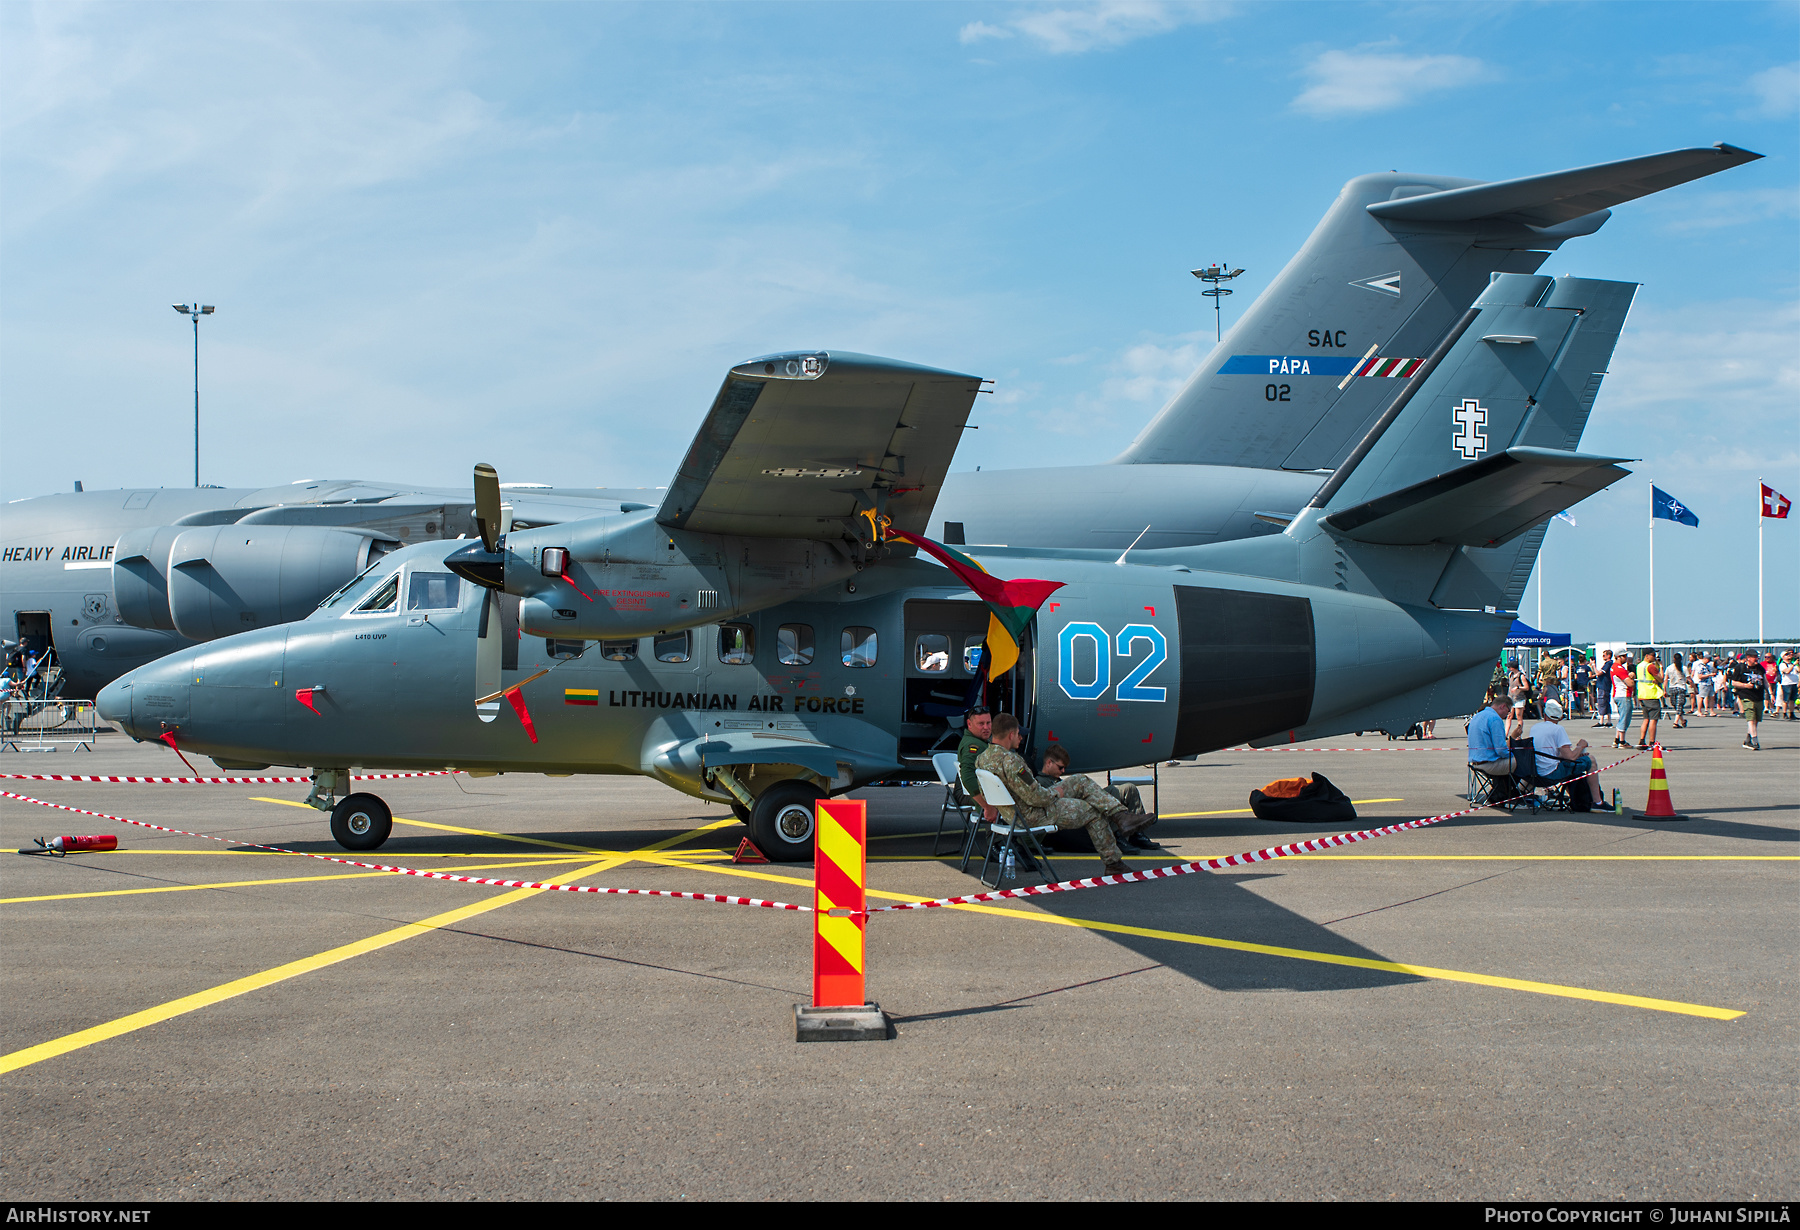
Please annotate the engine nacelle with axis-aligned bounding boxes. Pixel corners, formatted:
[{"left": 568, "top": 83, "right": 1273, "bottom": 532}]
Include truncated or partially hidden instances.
[
  {"left": 112, "top": 525, "right": 389, "bottom": 642},
  {"left": 112, "top": 526, "right": 186, "bottom": 631},
  {"left": 494, "top": 512, "right": 859, "bottom": 640}
]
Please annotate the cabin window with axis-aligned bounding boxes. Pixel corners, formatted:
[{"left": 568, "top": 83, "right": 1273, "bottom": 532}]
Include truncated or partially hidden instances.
[
  {"left": 406, "top": 572, "right": 461, "bottom": 611},
  {"left": 654, "top": 631, "right": 690, "bottom": 663},
  {"left": 718, "top": 623, "right": 755, "bottom": 665},
  {"left": 777, "top": 623, "right": 814, "bottom": 665},
  {"left": 915, "top": 633, "right": 950, "bottom": 673},
  {"left": 963, "top": 636, "right": 986, "bottom": 676},
  {"left": 842, "top": 626, "right": 877, "bottom": 668},
  {"left": 600, "top": 639, "right": 637, "bottom": 662},
  {"left": 353, "top": 574, "right": 399, "bottom": 614},
  {"left": 546, "top": 639, "right": 587, "bottom": 660}
]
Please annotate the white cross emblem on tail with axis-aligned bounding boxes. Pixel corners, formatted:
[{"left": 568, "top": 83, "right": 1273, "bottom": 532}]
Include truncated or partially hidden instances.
[{"left": 1452, "top": 398, "right": 1488, "bottom": 460}]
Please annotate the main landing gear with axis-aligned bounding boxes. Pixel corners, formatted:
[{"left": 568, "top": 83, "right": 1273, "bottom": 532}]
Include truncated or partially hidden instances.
[
  {"left": 749, "top": 780, "right": 825, "bottom": 862},
  {"left": 330, "top": 793, "right": 393, "bottom": 851}
]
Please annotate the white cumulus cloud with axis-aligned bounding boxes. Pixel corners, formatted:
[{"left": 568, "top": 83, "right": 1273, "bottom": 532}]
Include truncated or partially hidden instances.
[
  {"left": 1292, "top": 47, "right": 1496, "bottom": 117},
  {"left": 1745, "top": 60, "right": 1799, "bottom": 118},
  {"left": 959, "top": 1, "right": 1230, "bottom": 55}
]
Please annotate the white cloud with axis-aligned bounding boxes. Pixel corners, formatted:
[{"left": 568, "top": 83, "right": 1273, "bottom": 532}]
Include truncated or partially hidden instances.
[
  {"left": 1585, "top": 298, "right": 1800, "bottom": 511},
  {"left": 1291, "top": 47, "right": 1496, "bottom": 117},
  {"left": 1745, "top": 60, "right": 1799, "bottom": 118},
  {"left": 1651, "top": 187, "right": 1800, "bottom": 234},
  {"left": 1102, "top": 334, "right": 1207, "bottom": 405},
  {"left": 959, "top": 1, "right": 1230, "bottom": 55}
]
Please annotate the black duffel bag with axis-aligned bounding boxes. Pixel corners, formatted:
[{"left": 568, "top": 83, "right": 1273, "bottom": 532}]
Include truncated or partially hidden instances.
[{"left": 1249, "top": 773, "right": 1358, "bottom": 825}]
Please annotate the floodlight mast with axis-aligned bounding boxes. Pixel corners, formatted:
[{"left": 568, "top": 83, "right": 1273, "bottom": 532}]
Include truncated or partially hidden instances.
[
  {"left": 1190, "top": 265, "right": 1244, "bottom": 342},
  {"left": 172, "top": 303, "right": 215, "bottom": 487}
]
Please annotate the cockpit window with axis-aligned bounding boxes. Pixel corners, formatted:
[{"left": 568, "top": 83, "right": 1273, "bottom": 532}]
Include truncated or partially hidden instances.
[
  {"left": 406, "top": 572, "right": 461, "bottom": 611},
  {"left": 320, "top": 561, "right": 383, "bottom": 610},
  {"left": 353, "top": 574, "right": 400, "bottom": 614}
]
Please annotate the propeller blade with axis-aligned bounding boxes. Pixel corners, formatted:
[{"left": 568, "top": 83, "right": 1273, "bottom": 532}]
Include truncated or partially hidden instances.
[
  {"left": 474, "top": 463, "right": 502, "bottom": 552},
  {"left": 474, "top": 589, "right": 502, "bottom": 721}
]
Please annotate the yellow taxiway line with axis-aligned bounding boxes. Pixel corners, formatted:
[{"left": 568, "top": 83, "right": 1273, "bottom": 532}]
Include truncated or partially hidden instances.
[
  {"left": 1162, "top": 798, "right": 1402, "bottom": 818},
  {"left": 0, "top": 817, "right": 736, "bottom": 1076},
  {"left": 0, "top": 856, "right": 591, "bottom": 905},
  {"left": 610, "top": 851, "right": 1749, "bottom": 1020}
]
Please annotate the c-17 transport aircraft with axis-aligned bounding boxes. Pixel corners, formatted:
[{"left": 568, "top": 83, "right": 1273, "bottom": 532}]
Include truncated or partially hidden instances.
[
  {"left": 97, "top": 270, "right": 1636, "bottom": 861},
  {"left": 0, "top": 144, "right": 1755, "bottom": 702}
]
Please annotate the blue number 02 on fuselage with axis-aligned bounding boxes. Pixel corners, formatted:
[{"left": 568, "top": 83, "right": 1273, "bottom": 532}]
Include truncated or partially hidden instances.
[{"left": 1055, "top": 622, "right": 1168, "bottom": 703}]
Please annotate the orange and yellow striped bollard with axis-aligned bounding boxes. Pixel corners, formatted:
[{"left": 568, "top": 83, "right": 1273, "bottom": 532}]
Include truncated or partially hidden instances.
[{"left": 813, "top": 798, "right": 867, "bottom": 1008}]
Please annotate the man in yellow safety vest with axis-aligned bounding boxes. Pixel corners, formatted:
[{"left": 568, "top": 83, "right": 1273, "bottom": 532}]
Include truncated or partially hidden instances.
[{"left": 1635, "top": 649, "right": 1665, "bottom": 750}]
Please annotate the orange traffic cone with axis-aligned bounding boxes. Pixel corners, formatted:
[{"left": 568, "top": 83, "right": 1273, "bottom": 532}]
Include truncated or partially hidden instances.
[
  {"left": 1641, "top": 744, "right": 1687, "bottom": 822},
  {"left": 732, "top": 838, "right": 770, "bottom": 864}
]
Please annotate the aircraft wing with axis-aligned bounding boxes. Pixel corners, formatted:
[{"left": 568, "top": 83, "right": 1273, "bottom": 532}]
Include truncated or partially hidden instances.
[
  {"left": 1367, "top": 143, "right": 1762, "bottom": 227},
  {"left": 656, "top": 351, "right": 984, "bottom": 540}
]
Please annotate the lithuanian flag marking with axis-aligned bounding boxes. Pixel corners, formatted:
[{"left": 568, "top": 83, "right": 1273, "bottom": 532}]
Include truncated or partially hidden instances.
[{"left": 564, "top": 689, "right": 599, "bottom": 706}]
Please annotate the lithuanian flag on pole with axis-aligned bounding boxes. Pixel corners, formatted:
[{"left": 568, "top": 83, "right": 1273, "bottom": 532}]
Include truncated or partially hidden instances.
[{"left": 887, "top": 529, "right": 1063, "bottom": 680}]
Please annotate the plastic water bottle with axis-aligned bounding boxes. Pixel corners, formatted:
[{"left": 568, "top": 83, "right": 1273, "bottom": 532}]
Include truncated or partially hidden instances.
[
  {"left": 1003, "top": 847, "right": 1016, "bottom": 880},
  {"left": 1612, "top": 788, "right": 1622, "bottom": 814}
]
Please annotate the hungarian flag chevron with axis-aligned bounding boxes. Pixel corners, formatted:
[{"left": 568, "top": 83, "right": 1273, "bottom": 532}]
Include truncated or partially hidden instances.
[{"left": 887, "top": 529, "right": 1063, "bottom": 680}]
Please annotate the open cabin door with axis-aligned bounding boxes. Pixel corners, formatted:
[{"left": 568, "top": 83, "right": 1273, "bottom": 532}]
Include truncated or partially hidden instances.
[{"left": 898, "top": 598, "right": 1037, "bottom": 769}]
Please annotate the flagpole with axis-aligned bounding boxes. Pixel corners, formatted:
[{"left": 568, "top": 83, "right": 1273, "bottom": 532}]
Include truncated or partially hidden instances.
[
  {"left": 1758, "top": 476, "right": 1764, "bottom": 646},
  {"left": 1537, "top": 547, "right": 1543, "bottom": 631},
  {"left": 1648, "top": 483, "right": 1656, "bottom": 647}
]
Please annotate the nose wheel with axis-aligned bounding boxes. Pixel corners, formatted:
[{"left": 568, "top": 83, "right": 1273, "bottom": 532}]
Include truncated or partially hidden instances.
[{"left": 330, "top": 793, "right": 393, "bottom": 850}]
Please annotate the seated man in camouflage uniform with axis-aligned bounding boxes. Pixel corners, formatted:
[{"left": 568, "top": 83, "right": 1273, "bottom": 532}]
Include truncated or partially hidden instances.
[
  {"left": 974, "top": 713, "right": 1146, "bottom": 877},
  {"left": 1036, "top": 744, "right": 1160, "bottom": 850}
]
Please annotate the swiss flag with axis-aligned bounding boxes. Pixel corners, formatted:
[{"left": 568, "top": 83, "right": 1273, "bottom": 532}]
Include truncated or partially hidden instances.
[{"left": 1763, "top": 484, "right": 1792, "bottom": 520}]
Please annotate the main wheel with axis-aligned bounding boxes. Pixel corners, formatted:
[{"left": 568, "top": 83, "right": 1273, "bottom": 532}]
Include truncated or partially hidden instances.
[
  {"left": 730, "top": 801, "right": 751, "bottom": 825},
  {"left": 331, "top": 792, "right": 392, "bottom": 851},
  {"left": 750, "top": 780, "right": 825, "bottom": 862}
]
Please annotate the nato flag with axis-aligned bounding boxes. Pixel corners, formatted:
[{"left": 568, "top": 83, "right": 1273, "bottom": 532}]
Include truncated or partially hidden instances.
[{"left": 1652, "top": 485, "right": 1700, "bottom": 526}]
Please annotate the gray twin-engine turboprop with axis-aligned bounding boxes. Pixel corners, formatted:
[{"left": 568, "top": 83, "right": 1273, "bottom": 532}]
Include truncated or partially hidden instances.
[
  {"left": 0, "top": 143, "right": 1756, "bottom": 703},
  {"left": 98, "top": 272, "right": 1636, "bottom": 861}
]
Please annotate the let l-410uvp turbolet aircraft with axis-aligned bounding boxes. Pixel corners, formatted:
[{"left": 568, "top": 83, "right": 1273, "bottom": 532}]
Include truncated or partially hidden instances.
[
  {"left": 98, "top": 272, "right": 1636, "bottom": 860},
  {"left": 3, "top": 142, "right": 1755, "bottom": 706}
]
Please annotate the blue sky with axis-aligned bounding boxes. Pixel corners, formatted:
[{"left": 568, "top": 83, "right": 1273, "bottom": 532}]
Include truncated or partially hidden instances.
[{"left": 2, "top": 0, "right": 1795, "bottom": 641}]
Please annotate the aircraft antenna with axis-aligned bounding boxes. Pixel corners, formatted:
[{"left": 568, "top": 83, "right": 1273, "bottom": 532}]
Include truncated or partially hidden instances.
[{"left": 1190, "top": 264, "right": 1245, "bottom": 341}]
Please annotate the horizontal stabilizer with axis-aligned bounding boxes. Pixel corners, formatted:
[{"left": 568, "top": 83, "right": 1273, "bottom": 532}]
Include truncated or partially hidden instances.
[
  {"left": 1323, "top": 446, "right": 1630, "bottom": 547},
  {"left": 1368, "top": 144, "right": 1762, "bottom": 228}
]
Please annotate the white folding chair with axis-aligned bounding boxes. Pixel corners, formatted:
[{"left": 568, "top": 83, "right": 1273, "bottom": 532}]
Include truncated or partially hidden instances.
[
  {"left": 974, "top": 768, "right": 1060, "bottom": 888},
  {"left": 930, "top": 751, "right": 977, "bottom": 857}
]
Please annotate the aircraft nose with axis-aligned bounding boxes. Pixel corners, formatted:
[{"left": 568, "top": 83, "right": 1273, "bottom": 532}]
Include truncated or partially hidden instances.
[{"left": 96, "top": 676, "right": 135, "bottom": 733}]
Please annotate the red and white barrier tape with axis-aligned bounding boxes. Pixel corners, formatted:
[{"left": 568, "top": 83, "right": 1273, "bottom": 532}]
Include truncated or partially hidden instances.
[
  {"left": 4, "top": 749, "right": 1650, "bottom": 918},
  {"left": 0, "top": 771, "right": 455, "bottom": 785},
  {"left": 1219, "top": 745, "right": 1464, "bottom": 753},
  {"left": 0, "top": 790, "right": 809, "bottom": 912},
  {"left": 870, "top": 749, "right": 1647, "bottom": 913}
]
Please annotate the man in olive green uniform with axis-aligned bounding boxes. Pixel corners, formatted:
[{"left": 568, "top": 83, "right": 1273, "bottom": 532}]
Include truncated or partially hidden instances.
[
  {"left": 1037, "top": 744, "right": 1160, "bottom": 850},
  {"left": 975, "top": 714, "right": 1138, "bottom": 876},
  {"left": 956, "top": 706, "right": 996, "bottom": 820}
]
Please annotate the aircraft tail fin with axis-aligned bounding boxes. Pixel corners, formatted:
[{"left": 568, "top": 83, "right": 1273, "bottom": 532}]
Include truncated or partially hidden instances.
[
  {"left": 1116, "top": 145, "right": 1756, "bottom": 473},
  {"left": 1294, "top": 272, "right": 1637, "bottom": 611}
]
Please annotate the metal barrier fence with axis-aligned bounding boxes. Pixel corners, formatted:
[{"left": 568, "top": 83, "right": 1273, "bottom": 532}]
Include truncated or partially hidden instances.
[{"left": 1, "top": 700, "right": 101, "bottom": 753}]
